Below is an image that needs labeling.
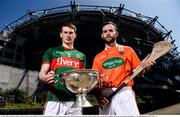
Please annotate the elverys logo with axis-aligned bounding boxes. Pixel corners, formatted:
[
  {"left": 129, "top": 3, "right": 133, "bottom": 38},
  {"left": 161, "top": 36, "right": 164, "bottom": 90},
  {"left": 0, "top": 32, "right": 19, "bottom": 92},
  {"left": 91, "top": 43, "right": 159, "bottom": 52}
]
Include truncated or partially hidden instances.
[{"left": 103, "top": 57, "right": 124, "bottom": 69}]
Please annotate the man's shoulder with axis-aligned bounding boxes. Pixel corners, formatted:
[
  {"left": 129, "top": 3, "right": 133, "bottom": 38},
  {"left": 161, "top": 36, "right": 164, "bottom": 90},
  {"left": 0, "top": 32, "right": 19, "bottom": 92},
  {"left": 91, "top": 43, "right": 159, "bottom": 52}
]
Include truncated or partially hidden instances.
[
  {"left": 123, "top": 45, "right": 134, "bottom": 52},
  {"left": 94, "top": 46, "right": 134, "bottom": 59},
  {"left": 73, "top": 49, "right": 85, "bottom": 56},
  {"left": 120, "top": 45, "right": 131, "bottom": 49},
  {"left": 94, "top": 50, "right": 106, "bottom": 59}
]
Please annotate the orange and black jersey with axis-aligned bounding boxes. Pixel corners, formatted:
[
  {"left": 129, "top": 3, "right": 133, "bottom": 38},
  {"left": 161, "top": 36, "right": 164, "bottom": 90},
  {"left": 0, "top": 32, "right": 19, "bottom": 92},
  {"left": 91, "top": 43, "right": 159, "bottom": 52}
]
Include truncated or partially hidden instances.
[{"left": 92, "top": 45, "right": 141, "bottom": 88}]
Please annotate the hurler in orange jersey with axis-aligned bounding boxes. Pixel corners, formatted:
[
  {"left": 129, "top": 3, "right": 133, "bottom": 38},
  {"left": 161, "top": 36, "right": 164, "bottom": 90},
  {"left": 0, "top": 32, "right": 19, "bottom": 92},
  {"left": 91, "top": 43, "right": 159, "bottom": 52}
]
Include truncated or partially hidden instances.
[{"left": 92, "top": 21, "right": 155, "bottom": 115}]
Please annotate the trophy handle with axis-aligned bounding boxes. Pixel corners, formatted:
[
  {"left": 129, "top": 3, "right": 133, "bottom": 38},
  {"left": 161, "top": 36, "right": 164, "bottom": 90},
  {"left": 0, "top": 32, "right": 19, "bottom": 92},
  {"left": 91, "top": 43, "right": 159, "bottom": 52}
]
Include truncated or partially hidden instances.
[
  {"left": 99, "top": 73, "right": 108, "bottom": 81},
  {"left": 94, "top": 72, "right": 108, "bottom": 89},
  {"left": 53, "top": 73, "right": 65, "bottom": 85}
]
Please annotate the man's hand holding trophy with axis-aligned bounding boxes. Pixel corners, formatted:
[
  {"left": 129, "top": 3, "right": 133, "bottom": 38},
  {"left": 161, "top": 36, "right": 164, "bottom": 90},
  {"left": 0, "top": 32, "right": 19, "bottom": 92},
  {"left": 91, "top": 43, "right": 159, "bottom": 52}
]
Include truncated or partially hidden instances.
[{"left": 55, "top": 69, "right": 107, "bottom": 108}]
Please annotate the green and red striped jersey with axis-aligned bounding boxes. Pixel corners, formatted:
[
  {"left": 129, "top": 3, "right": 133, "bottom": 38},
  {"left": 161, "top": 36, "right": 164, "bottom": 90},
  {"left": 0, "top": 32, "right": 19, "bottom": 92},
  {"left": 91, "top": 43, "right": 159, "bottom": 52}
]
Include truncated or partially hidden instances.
[{"left": 42, "top": 46, "right": 86, "bottom": 101}]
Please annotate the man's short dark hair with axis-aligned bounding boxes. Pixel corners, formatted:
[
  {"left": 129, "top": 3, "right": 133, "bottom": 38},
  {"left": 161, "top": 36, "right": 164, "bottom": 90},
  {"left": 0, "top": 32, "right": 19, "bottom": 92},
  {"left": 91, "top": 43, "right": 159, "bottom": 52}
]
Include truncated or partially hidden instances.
[
  {"left": 102, "top": 21, "right": 118, "bottom": 32},
  {"left": 60, "top": 22, "right": 77, "bottom": 33}
]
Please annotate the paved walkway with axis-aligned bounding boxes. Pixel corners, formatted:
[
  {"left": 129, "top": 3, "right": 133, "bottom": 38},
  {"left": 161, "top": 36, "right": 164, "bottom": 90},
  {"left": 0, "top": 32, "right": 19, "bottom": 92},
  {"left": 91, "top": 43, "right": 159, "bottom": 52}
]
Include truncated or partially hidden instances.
[{"left": 145, "top": 103, "right": 180, "bottom": 115}]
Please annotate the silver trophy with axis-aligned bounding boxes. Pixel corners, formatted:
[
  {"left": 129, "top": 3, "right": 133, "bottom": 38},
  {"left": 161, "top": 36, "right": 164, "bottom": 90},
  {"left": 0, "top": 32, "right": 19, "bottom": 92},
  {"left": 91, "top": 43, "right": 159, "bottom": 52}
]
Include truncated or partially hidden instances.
[{"left": 60, "top": 69, "right": 107, "bottom": 108}]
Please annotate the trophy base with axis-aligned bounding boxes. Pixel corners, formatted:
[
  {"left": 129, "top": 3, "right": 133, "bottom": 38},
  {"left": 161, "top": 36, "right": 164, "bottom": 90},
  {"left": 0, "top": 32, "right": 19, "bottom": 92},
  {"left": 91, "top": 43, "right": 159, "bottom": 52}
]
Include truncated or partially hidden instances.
[{"left": 72, "top": 94, "right": 93, "bottom": 108}]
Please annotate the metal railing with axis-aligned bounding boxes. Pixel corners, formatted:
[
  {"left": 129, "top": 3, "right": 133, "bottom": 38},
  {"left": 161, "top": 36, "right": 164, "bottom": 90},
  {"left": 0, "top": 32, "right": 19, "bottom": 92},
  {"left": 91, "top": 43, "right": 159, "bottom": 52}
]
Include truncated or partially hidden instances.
[{"left": 1, "top": 1, "right": 179, "bottom": 59}]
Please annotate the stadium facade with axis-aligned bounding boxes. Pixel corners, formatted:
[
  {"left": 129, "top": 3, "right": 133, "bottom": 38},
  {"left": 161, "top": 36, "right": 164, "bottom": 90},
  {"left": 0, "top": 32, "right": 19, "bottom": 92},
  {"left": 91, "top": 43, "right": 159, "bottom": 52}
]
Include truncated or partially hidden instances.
[{"left": 0, "top": 1, "right": 180, "bottom": 105}]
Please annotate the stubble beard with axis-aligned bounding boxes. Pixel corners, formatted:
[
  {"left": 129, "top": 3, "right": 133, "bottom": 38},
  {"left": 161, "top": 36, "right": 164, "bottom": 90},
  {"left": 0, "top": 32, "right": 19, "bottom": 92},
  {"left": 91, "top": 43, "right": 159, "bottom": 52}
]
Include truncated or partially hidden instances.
[{"left": 103, "top": 37, "right": 116, "bottom": 45}]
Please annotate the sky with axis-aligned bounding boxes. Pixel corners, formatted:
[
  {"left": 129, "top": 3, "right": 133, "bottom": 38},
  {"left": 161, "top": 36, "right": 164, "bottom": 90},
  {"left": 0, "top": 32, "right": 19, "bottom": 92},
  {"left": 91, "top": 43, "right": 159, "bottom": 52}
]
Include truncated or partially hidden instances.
[{"left": 0, "top": 0, "right": 179, "bottom": 52}]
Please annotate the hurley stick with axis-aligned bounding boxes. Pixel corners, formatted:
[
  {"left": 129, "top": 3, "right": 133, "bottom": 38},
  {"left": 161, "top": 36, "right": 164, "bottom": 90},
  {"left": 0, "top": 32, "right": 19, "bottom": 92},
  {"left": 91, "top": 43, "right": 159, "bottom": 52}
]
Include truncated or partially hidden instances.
[{"left": 107, "top": 41, "right": 172, "bottom": 100}]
